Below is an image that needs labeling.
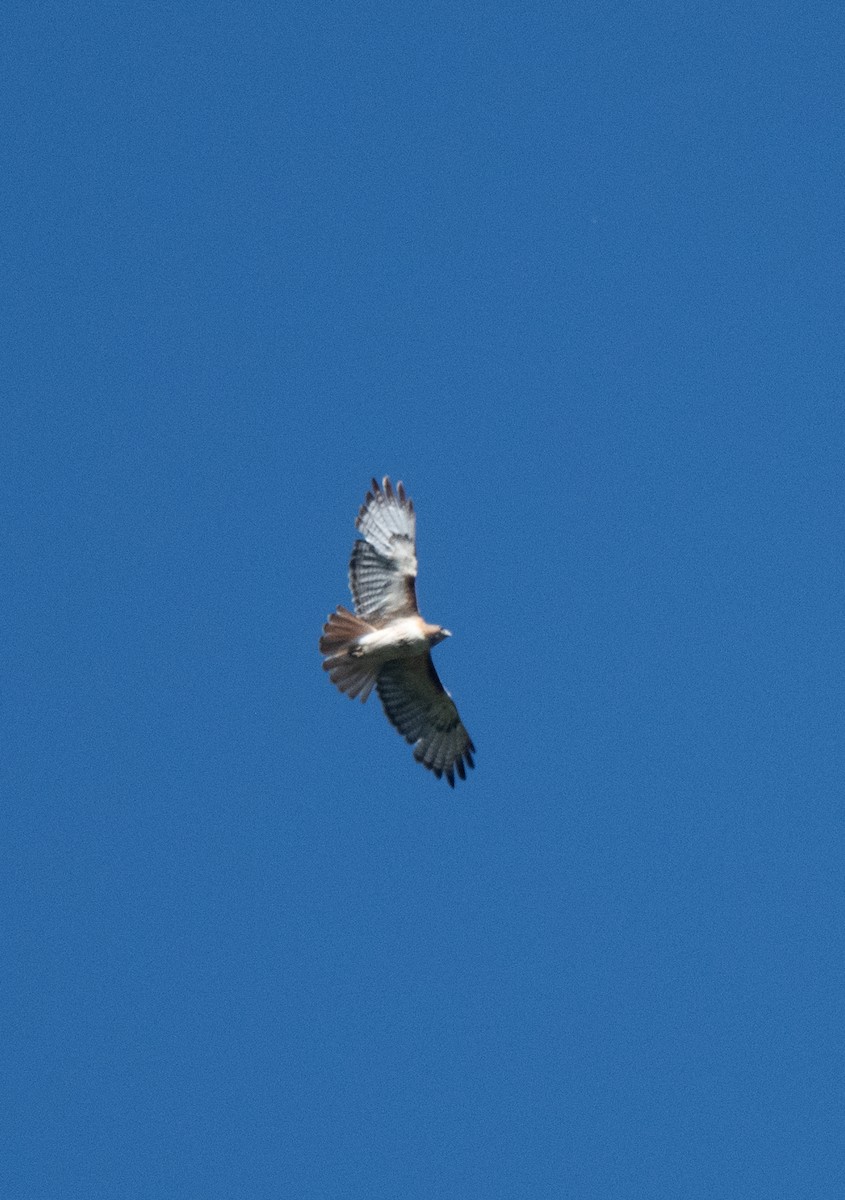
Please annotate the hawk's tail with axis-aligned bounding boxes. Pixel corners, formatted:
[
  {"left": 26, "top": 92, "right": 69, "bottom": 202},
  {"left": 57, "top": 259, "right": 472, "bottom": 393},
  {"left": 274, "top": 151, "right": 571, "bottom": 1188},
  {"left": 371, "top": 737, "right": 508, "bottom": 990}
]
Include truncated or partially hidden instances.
[{"left": 319, "top": 607, "right": 378, "bottom": 702}]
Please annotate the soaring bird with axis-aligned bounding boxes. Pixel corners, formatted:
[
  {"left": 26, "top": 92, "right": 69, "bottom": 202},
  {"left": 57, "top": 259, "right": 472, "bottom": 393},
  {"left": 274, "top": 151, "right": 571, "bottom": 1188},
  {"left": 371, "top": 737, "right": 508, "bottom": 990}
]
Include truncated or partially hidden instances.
[{"left": 320, "top": 477, "right": 475, "bottom": 787}]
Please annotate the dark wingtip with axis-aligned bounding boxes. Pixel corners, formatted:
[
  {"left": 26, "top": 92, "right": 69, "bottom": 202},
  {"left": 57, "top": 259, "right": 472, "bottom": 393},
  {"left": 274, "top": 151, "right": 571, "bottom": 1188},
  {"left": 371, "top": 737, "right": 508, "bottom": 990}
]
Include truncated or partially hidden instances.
[
  {"left": 383, "top": 476, "right": 393, "bottom": 497},
  {"left": 446, "top": 768, "right": 455, "bottom": 787}
]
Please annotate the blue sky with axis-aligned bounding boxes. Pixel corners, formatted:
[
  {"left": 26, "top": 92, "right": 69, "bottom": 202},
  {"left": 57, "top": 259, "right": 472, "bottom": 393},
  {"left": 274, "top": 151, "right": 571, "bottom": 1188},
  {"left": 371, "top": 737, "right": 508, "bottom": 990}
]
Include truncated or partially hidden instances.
[{"left": 4, "top": 2, "right": 843, "bottom": 1196}]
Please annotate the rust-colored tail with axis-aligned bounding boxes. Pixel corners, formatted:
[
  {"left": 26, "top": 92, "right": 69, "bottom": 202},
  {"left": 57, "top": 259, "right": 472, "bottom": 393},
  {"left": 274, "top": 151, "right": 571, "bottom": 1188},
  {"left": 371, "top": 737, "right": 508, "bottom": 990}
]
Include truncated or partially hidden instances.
[
  {"left": 319, "top": 607, "right": 378, "bottom": 701},
  {"left": 319, "top": 605, "right": 372, "bottom": 655}
]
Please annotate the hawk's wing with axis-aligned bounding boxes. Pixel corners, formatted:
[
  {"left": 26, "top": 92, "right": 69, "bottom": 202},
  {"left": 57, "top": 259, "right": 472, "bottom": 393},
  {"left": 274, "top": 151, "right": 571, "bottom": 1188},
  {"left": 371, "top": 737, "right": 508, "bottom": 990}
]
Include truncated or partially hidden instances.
[
  {"left": 376, "top": 656, "right": 475, "bottom": 787},
  {"left": 349, "top": 477, "right": 418, "bottom": 620}
]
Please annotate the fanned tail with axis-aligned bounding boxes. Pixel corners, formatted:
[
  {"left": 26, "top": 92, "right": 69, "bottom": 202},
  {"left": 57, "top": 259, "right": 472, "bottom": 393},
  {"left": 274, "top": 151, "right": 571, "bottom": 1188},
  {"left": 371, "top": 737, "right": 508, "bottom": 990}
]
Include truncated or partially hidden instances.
[
  {"left": 319, "top": 605, "right": 371, "bottom": 655},
  {"left": 319, "top": 607, "right": 379, "bottom": 701}
]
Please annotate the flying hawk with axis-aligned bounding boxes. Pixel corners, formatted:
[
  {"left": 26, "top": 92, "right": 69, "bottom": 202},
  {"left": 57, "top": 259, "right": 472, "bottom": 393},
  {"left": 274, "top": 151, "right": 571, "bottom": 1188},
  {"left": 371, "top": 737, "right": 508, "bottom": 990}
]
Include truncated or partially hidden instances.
[{"left": 320, "top": 477, "right": 475, "bottom": 787}]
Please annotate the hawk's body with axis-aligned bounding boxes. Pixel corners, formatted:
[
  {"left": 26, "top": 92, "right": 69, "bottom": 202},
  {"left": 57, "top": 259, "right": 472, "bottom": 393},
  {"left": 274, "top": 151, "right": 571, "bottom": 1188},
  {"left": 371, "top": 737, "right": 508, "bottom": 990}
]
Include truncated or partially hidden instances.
[{"left": 319, "top": 477, "right": 475, "bottom": 787}]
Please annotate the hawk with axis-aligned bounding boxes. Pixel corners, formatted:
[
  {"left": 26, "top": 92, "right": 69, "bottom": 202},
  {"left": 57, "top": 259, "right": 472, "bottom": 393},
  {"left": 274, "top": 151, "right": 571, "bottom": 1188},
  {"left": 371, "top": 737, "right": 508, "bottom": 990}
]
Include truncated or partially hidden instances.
[{"left": 320, "top": 477, "right": 475, "bottom": 787}]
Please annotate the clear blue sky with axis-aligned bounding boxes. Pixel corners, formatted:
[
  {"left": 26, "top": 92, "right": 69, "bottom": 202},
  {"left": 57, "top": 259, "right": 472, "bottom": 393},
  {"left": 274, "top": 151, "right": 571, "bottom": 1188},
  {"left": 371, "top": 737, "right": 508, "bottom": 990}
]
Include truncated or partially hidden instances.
[{"left": 4, "top": 2, "right": 842, "bottom": 1196}]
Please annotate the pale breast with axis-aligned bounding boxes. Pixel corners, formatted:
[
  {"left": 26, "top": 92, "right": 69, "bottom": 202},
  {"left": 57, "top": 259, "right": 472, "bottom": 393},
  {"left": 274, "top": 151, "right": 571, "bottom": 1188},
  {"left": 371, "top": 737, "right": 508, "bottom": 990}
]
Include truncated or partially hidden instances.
[{"left": 356, "top": 617, "right": 428, "bottom": 661}]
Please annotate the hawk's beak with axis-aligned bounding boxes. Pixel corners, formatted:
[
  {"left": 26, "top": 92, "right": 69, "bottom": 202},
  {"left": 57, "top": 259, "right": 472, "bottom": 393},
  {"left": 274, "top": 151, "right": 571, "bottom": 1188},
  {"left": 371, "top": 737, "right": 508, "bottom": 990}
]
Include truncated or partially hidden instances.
[{"left": 442, "top": 629, "right": 452, "bottom": 638}]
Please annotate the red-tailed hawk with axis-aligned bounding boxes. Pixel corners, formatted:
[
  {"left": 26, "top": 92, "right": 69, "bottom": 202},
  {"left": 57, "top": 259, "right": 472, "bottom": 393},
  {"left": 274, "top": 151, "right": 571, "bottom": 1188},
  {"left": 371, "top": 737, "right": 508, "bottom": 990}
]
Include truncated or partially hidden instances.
[{"left": 320, "top": 477, "right": 475, "bottom": 787}]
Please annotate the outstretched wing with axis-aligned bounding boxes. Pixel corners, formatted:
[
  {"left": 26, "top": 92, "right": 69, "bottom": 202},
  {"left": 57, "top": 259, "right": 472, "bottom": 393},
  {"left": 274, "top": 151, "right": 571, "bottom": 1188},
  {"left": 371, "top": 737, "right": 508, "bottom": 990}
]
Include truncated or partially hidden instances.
[
  {"left": 349, "top": 477, "right": 418, "bottom": 620},
  {"left": 376, "top": 656, "right": 475, "bottom": 787}
]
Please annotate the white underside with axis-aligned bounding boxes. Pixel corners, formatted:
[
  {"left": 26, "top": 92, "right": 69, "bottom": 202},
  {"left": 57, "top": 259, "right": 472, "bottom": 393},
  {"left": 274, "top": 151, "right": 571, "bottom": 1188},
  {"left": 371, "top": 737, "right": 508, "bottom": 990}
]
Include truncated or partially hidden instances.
[{"left": 356, "top": 618, "right": 427, "bottom": 661}]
